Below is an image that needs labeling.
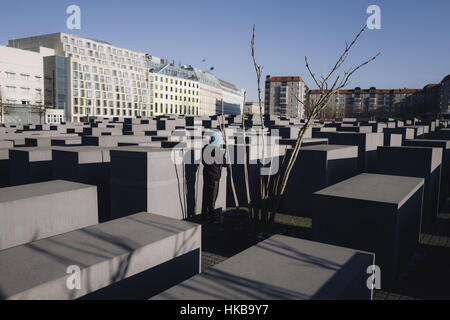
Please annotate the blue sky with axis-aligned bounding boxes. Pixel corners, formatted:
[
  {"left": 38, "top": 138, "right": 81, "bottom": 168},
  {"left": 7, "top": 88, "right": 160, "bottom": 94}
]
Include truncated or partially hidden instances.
[{"left": 0, "top": 0, "right": 448, "bottom": 101}]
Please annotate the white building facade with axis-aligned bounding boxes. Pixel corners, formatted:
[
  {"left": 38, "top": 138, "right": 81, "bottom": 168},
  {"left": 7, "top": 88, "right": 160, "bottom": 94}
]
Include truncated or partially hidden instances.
[
  {"left": 8, "top": 33, "right": 246, "bottom": 121},
  {"left": 0, "top": 45, "right": 54, "bottom": 107}
]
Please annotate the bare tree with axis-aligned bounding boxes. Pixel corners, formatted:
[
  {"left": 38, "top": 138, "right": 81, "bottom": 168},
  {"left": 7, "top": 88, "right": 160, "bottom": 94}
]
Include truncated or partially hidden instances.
[
  {"left": 252, "top": 24, "right": 381, "bottom": 229},
  {"left": 241, "top": 91, "right": 251, "bottom": 207},
  {"left": 0, "top": 87, "right": 3, "bottom": 125},
  {"left": 218, "top": 98, "right": 240, "bottom": 209}
]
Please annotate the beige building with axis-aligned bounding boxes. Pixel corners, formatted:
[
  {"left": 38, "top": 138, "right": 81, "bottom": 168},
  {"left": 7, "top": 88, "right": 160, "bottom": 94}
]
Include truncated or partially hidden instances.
[
  {"left": 264, "top": 76, "right": 306, "bottom": 118},
  {"left": 0, "top": 45, "right": 54, "bottom": 107},
  {"left": 150, "top": 72, "right": 199, "bottom": 116},
  {"left": 193, "top": 69, "right": 222, "bottom": 116},
  {"left": 244, "top": 102, "right": 263, "bottom": 115},
  {"left": 8, "top": 32, "right": 246, "bottom": 121}
]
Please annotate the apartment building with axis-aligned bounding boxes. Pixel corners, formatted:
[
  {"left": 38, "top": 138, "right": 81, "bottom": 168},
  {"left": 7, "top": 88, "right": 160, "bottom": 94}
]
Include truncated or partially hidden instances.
[
  {"left": 264, "top": 76, "right": 306, "bottom": 118},
  {"left": 308, "top": 87, "right": 424, "bottom": 119},
  {"left": 440, "top": 75, "right": 450, "bottom": 114}
]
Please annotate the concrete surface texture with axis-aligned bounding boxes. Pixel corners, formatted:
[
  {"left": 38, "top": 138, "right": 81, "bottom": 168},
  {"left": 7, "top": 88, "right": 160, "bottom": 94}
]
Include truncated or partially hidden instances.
[
  {"left": 153, "top": 235, "right": 375, "bottom": 300},
  {"left": 0, "top": 180, "right": 98, "bottom": 250},
  {"left": 0, "top": 212, "right": 201, "bottom": 300},
  {"left": 282, "top": 145, "right": 358, "bottom": 216},
  {"left": 376, "top": 146, "right": 442, "bottom": 233},
  {"left": 312, "top": 173, "right": 425, "bottom": 285},
  {"left": 8, "top": 147, "right": 59, "bottom": 186},
  {"left": 110, "top": 147, "right": 226, "bottom": 220},
  {"left": 52, "top": 146, "right": 113, "bottom": 222},
  {"left": 403, "top": 139, "right": 450, "bottom": 210}
]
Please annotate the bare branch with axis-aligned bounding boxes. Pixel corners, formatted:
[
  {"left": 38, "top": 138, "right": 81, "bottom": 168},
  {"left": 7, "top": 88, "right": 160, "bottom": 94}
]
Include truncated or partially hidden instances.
[{"left": 305, "top": 56, "right": 322, "bottom": 89}]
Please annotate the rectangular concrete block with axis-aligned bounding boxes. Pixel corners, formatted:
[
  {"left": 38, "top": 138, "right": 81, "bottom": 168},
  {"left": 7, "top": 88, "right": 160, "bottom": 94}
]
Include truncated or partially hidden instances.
[
  {"left": 312, "top": 173, "right": 424, "bottom": 285},
  {"left": 383, "top": 127, "right": 415, "bottom": 143},
  {"left": 82, "top": 135, "right": 151, "bottom": 147},
  {"left": 0, "top": 212, "right": 201, "bottom": 300},
  {"left": 153, "top": 235, "right": 375, "bottom": 300},
  {"left": 110, "top": 147, "right": 226, "bottom": 220},
  {"left": 335, "top": 132, "right": 383, "bottom": 173},
  {"left": 9, "top": 147, "right": 55, "bottom": 186},
  {"left": 0, "top": 149, "right": 9, "bottom": 188},
  {"left": 282, "top": 145, "right": 358, "bottom": 216},
  {"left": 0, "top": 180, "right": 98, "bottom": 251},
  {"left": 0, "top": 141, "right": 14, "bottom": 149},
  {"left": 376, "top": 146, "right": 442, "bottom": 233},
  {"left": 403, "top": 139, "right": 450, "bottom": 210},
  {"left": 52, "top": 146, "right": 112, "bottom": 222}
]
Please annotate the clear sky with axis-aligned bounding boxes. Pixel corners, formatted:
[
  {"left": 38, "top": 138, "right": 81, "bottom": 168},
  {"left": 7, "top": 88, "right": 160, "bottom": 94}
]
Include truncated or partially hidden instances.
[{"left": 0, "top": 0, "right": 448, "bottom": 101}]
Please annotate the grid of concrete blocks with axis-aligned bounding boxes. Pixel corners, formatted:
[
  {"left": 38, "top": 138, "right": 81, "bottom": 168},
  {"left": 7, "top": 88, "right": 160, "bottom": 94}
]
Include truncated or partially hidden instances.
[{"left": 0, "top": 114, "right": 448, "bottom": 300}]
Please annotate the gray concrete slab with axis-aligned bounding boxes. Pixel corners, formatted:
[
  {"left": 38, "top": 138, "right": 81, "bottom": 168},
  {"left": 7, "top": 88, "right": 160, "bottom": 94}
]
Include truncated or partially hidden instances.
[
  {"left": 0, "top": 212, "right": 201, "bottom": 300},
  {"left": 110, "top": 147, "right": 226, "bottom": 220},
  {"left": 376, "top": 146, "right": 442, "bottom": 233},
  {"left": 0, "top": 180, "right": 98, "bottom": 250},
  {"left": 403, "top": 139, "right": 450, "bottom": 210},
  {"left": 0, "top": 141, "right": 13, "bottom": 149},
  {"left": 8, "top": 147, "right": 58, "bottom": 186},
  {"left": 282, "top": 145, "right": 358, "bottom": 216},
  {"left": 0, "top": 149, "right": 10, "bottom": 187},
  {"left": 153, "top": 235, "right": 374, "bottom": 300},
  {"left": 313, "top": 173, "right": 424, "bottom": 285},
  {"left": 52, "top": 146, "right": 115, "bottom": 222}
]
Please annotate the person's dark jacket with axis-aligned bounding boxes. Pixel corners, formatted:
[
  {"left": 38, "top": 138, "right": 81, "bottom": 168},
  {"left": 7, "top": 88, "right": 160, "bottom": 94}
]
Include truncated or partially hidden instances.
[{"left": 202, "top": 145, "right": 227, "bottom": 181}]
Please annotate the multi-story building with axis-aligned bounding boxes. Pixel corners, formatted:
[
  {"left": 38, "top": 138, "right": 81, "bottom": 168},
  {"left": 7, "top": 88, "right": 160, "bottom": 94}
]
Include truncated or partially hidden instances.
[
  {"left": 218, "top": 79, "right": 244, "bottom": 115},
  {"left": 0, "top": 45, "right": 54, "bottom": 107},
  {"left": 264, "top": 75, "right": 306, "bottom": 118},
  {"left": 147, "top": 63, "right": 200, "bottom": 116},
  {"left": 8, "top": 33, "right": 245, "bottom": 122},
  {"left": 308, "top": 87, "right": 424, "bottom": 119},
  {"left": 193, "top": 69, "right": 222, "bottom": 116},
  {"left": 244, "top": 102, "right": 263, "bottom": 115},
  {"left": 9, "top": 33, "right": 160, "bottom": 122},
  {"left": 440, "top": 75, "right": 450, "bottom": 114}
]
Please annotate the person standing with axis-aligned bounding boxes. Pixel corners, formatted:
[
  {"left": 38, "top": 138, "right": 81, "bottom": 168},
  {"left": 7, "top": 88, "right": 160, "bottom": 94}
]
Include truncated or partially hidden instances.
[{"left": 201, "top": 131, "right": 227, "bottom": 221}]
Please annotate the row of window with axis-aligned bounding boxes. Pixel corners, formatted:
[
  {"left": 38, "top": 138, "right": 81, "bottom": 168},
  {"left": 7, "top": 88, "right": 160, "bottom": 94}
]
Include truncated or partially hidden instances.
[
  {"left": 73, "top": 89, "right": 148, "bottom": 101},
  {"left": 4, "top": 99, "right": 33, "bottom": 105},
  {"left": 69, "top": 54, "right": 145, "bottom": 73},
  {"left": 153, "top": 85, "right": 198, "bottom": 95},
  {"left": 73, "top": 98, "right": 148, "bottom": 108},
  {"left": 73, "top": 62, "right": 145, "bottom": 79},
  {"left": 67, "top": 45, "right": 144, "bottom": 67},
  {"left": 63, "top": 36, "right": 146, "bottom": 61},
  {"left": 2, "top": 86, "right": 41, "bottom": 95},
  {"left": 1, "top": 72, "right": 42, "bottom": 82},
  {"left": 153, "top": 76, "right": 199, "bottom": 89},
  {"left": 154, "top": 93, "right": 198, "bottom": 103}
]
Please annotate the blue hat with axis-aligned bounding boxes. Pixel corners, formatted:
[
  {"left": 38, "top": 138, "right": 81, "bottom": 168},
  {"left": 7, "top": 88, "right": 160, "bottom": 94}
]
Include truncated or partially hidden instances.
[{"left": 210, "top": 131, "right": 223, "bottom": 147}]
